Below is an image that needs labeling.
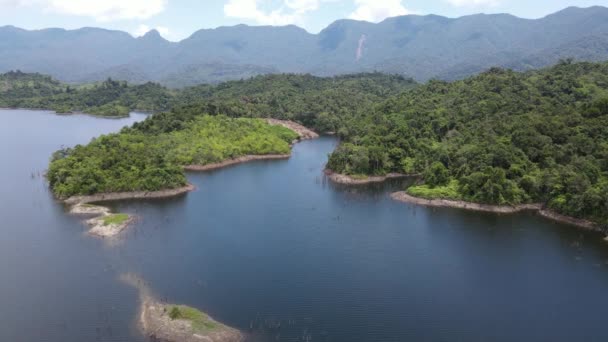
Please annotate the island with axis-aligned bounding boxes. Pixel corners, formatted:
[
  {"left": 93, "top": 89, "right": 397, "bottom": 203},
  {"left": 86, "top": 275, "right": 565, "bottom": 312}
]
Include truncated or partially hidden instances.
[
  {"left": 121, "top": 273, "right": 244, "bottom": 342},
  {"left": 69, "top": 203, "right": 134, "bottom": 237}
]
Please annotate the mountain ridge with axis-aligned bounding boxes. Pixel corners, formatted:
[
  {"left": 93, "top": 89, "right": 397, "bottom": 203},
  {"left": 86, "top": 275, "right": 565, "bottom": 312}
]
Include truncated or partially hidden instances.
[{"left": 2, "top": 6, "right": 608, "bottom": 87}]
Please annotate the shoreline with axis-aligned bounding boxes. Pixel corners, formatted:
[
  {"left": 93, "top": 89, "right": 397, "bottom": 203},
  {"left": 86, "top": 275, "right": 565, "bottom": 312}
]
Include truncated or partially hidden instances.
[
  {"left": 69, "top": 203, "right": 135, "bottom": 238},
  {"left": 184, "top": 154, "right": 291, "bottom": 171},
  {"left": 64, "top": 184, "right": 196, "bottom": 205},
  {"left": 324, "top": 169, "right": 412, "bottom": 185},
  {"left": 121, "top": 273, "right": 244, "bottom": 342},
  {"left": 265, "top": 118, "right": 319, "bottom": 140},
  {"left": 391, "top": 191, "right": 602, "bottom": 232},
  {"left": 62, "top": 120, "right": 318, "bottom": 203},
  {"left": 0, "top": 106, "right": 131, "bottom": 118}
]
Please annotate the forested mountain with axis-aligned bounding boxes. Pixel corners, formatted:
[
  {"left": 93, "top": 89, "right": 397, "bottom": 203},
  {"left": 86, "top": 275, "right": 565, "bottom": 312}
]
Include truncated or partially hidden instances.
[
  {"left": 0, "top": 71, "right": 415, "bottom": 126},
  {"left": 0, "top": 71, "right": 174, "bottom": 116},
  {"left": 327, "top": 60, "right": 608, "bottom": 225},
  {"left": 2, "top": 6, "right": 608, "bottom": 87}
]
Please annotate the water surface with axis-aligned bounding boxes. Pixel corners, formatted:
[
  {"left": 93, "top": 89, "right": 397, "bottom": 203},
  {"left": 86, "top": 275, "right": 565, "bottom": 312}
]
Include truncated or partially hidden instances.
[{"left": 2, "top": 109, "right": 608, "bottom": 342}]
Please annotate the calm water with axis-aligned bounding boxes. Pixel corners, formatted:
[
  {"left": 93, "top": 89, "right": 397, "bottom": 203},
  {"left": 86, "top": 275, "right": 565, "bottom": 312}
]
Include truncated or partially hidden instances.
[{"left": 2, "top": 109, "right": 608, "bottom": 342}]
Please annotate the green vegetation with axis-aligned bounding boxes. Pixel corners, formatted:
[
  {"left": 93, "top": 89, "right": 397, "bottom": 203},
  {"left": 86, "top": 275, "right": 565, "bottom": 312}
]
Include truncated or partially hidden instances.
[
  {"left": 47, "top": 115, "right": 297, "bottom": 198},
  {"left": 327, "top": 60, "right": 608, "bottom": 225},
  {"left": 1, "top": 71, "right": 415, "bottom": 123},
  {"left": 102, "top": 214, "right": 130, "bottom": 226},
  {"left": 173, "top": 73, "right": 416, "bottom": 131},
  {"left": 407, "top": 180, "right": 462, "bottom": 200},
  {"left": 44, "top": 73, "right": 412, "bottom": 198},
  {"left": 0, "top": 72, "right": 173, "bottom": 116},
  {"left": 30, "top": 61, "right": 608, "bottom": 225},
  {"left": 168, "top": 306, "right": 218, "bottom": 332}
]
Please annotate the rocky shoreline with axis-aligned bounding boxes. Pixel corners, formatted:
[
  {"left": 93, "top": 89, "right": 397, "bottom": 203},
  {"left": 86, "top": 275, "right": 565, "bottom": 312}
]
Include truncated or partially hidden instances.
[
  {"left": 391, "top": 191, "right": 602, "bottom": 232},
  {"left": 184, "top": 155, "right": 291, "bottom": 171},
  {"left": 64, "top": 184, "right": 196, "bottom": 205},
  {"left": 325, "top": 169, "right": 411, "bottom": 185},
  {"left": 266, "top": 118, "right": 319, "bottom": 140},
  {"left": 69, "top": 203, "right": 134, "bottom": 238},
  {"left": 121, "top": 273, "right": 244, "bottom": 342}
]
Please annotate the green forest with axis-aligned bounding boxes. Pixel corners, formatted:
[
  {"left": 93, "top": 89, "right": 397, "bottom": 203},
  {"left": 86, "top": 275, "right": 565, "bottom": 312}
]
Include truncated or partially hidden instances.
[
  {"left": 0, "top": 70, "right": 415, "bottom": 123},
  {"left": 48, "top": 115, "right": 298, "bottom": 198},
  {"left": 0, "top": 71, "right": 173, "bottom": 116},
  {"left": 326, "top": 60, "right": 608, "bottom": 225},
  {"left": 6, "top": 61, "right": 608, "bottom": 226}
]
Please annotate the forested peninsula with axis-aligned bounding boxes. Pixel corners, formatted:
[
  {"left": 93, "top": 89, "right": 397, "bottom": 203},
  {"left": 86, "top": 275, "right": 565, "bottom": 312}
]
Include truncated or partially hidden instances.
[
  {"left": 3, "top": 61, "right": 608, "bottom": 228},
  {"left": 39, "top": 72, "right": 414, "bottom": 199},
  {"left": 327, "top": 60, "right": 608, "bottom": 227}
]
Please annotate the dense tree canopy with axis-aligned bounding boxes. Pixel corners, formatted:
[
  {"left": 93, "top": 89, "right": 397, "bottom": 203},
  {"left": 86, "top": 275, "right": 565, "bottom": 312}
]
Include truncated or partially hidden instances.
[
  {"left": 8, "top": 62, "right": 608, "bottom": 225},
  {"left": 48, "top": 116, "right": 298, "bottom": 198},
  {"left": 0, "top": 71, "right": 415, "bottom": 124},
  {"left": 327, "top": 60, "right": 608, "bottom": 225},
  {"left": 0, "top": 72, "right": 173, "bottom": 116}
]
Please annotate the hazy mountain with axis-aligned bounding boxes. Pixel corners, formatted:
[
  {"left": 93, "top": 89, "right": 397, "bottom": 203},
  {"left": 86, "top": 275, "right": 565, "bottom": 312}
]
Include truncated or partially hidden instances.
[{"left": 1, "top": 6, "right": 608, "bottom": 87}]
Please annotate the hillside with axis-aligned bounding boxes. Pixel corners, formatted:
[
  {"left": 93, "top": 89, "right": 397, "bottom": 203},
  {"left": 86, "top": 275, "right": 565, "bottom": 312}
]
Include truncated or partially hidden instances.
[
  {"left": 2, "top": 7, "right": 608, "bottom": 86},
  {"left": 326, "top": 60, "right": 608, "bottom": 226},
  {"left": 0, "top": 71, "right": 415, "bottom": 126}
]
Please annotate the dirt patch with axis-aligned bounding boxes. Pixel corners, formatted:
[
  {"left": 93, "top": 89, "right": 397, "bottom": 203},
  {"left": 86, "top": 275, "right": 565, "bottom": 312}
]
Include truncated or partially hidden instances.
[
  {"left": 69, "top": 203, "right": 110, "bottom": 216},
  {"left": 65, "top": 184, "right": 195, "bottom": 205},
  {"left": 266, "top": 119, "right": 319, "bottom": 140},
  {"left": 86, "top": 214, "right": 134, "bottom": 238},
  {"left": 184, "top": 155, "right": 290, "bottom": 171},
  {"left": 121, "top": 274, "right": 244, "bottom": 342},
  {"left": 391, "top": 191, "right": 602, "bottom": 232},
  {"left": 325, "top": 170, "right": 411, "bottom": 185}
]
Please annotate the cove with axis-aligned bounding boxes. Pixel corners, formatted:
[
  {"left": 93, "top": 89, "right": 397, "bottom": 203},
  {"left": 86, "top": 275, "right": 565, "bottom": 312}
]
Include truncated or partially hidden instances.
[{"left": 2, "top": 109, "right": 608, "bottom": 342}]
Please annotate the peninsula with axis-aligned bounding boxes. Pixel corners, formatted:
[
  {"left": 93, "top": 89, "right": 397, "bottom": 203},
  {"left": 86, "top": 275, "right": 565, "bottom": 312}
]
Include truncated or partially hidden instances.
[{"left": 121, "top": 273, "right": 244, "bottom": 342}]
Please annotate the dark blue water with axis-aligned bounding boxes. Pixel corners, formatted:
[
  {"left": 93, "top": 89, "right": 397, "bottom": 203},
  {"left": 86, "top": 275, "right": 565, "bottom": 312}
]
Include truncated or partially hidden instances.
[{"left": 2, "top": 109, "right": 608, "bottom": 342}]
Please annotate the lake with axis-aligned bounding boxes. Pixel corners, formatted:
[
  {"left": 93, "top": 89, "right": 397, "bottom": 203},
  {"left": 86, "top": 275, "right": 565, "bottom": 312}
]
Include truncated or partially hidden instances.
[{"left": 2, "top": 109, "right": 608, "bottom": 342}]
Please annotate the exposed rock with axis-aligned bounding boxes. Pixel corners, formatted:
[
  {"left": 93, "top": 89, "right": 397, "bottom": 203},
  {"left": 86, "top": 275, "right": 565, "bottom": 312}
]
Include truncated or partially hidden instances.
[
  {"left": 121, "top": 274, "right": 245, "bottom": 342},
  {"left": 266, "top": 119, "right": 319, "bottom": 140}
]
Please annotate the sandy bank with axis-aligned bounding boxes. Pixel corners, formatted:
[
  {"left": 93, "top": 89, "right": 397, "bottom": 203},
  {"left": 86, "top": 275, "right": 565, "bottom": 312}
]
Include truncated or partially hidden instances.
[
  {"left": 391, "top": 191, "right": 602, "bottom": 231},
  {"left": 325, "top": 169, "right": 411, "bottom": 185},
  {"left": 65, "top": 184, "right": 195, "bottom": 205},
  {"left": 121, "top": 273, "right": 244, "bottom": 342},
  {"left": 266, "top": 118, "right": 319, "bottom": 140},
  {"left": 68, "top": 203, "right": 133, "bottom": 238},
  {"left": 69, "top": 203, "right": 110, "bottom": 216},
  {"left": 87, "top": 214, "right": 134, "bottom": 238},
  {"left": 184, "top": 154, "right": 291, "bottom": 171}
]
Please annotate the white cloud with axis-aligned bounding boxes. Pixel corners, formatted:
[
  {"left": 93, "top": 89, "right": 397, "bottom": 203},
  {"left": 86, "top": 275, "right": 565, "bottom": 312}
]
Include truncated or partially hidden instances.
[
  {"left": 445, "top": 0, "right": 500, "bottom": 7},
  {"left": 133, "top": 24, "right": 170, "bottom": 38},
  {"left": 223, "top": 0, "right": 333, "bottom": 26},
  {"left": 349, "top": 0, "right": 410, "bottom": 22},
  {"left": 0, "top": 0, "right": 167, "bottom": 21}
]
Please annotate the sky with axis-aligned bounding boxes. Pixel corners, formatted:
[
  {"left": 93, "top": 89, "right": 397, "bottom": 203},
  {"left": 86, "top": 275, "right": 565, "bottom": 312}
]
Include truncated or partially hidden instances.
[{"left": 0, "top": 0, "right": 606, "bottom": 41}]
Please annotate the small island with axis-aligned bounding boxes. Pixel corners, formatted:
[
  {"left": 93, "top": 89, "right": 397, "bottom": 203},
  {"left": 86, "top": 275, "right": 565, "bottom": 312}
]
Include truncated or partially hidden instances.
[
  {"left": 69, "top": 203, "right": 134, "bottom": 238},
  {"left": 121, "top": 273, "right": 244, "bottom": 342}
]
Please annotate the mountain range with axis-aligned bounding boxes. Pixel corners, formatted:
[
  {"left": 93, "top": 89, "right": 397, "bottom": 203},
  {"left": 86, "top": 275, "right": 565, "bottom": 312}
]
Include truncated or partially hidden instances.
[{"left": 2, "top": 6, "right": 608, "bottom": 87}]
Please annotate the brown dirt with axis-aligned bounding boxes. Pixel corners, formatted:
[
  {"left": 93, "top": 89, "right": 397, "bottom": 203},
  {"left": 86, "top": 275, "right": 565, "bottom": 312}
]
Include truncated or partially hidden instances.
[
  {"left": 184, "top": 155, "right": 290, "bottom": 171},
  {"left": 121, "top": 274, "right": 245, "bottom": 342},
  {"left": 65, "top": 184, "right": 195, "bottom": 205},
  {"left": 391, "top": 191, "right": 602, "bottom": 232},
  {"left": 325, "top": 169, "right": 411, "bottom": 185},
  {"left": 86, "top": 215, "right": 134, "bottom": 238},
  {"left": 265, "top": 119, "right": 319, "bottom": 140}
]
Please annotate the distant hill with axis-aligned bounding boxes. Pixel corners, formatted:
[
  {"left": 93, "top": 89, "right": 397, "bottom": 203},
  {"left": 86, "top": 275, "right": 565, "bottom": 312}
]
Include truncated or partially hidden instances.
[{"left": 2, "top": 6, "right": 608, "bottom": 87}]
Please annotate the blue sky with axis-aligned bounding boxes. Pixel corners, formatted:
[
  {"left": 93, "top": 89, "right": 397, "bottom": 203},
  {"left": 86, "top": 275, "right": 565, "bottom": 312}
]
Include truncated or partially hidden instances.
[{"left": 0, "top": 0, "right": 606, "bottom": 41}]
